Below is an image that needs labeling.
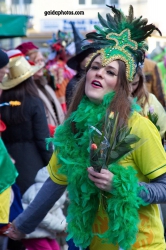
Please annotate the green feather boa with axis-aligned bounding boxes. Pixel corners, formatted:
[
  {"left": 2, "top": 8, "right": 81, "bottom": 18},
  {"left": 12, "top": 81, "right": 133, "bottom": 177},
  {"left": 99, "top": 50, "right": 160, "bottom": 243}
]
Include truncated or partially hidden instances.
[{"left": 47, "top": 92, "right": 146, "bottom": 250}]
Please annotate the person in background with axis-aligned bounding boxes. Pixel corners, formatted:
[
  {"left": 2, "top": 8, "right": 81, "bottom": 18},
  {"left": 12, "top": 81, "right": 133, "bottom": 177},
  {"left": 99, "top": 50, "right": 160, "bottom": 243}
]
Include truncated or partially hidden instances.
[
  {"left": 0, "top": 48, "right": 22, "bottom": 250},
  {"left": 0, "top": 120, "right": 19, "bottom": 250},
  {"left": 21, "top": 167, "right": 66, "bottom": 250},
  {"left": 143, "top": 57, "right": 165, "bottom": 107},
  {"left": 158, "top": 55, "right": 166, "bottom": 101},
  {"left": 66, "top": 22, "right": 98, "bottom": 108},
  {"left": 130, "top": 66, "right": 166, "bottom": 138},
  {"left": 46, "top": 40, "right": 75, "bottom": 114},
  {"left": 6, "top": 5, "right": 166, "bottom": 250},
  {"left": 0, "top": 49, "right": 9, "bottom": 83},
  {"left": 15, "top": 42, "right": 64, "bottom": 137},
  {"left": 0, "top": 50, "right": 52, "bottom": 195}
]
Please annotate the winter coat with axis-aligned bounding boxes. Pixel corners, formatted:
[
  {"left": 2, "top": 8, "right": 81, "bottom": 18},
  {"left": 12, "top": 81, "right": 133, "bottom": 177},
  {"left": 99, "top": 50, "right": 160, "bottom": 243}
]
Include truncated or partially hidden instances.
[
  {"left": 35, "top": 77, "right": 64, "bottom": 126},
  {"left": 2, "top": 95, "right": 53, "bottom": 195},
  {"left": 22, "top": 167, "right": 66, "bottom": 239}
]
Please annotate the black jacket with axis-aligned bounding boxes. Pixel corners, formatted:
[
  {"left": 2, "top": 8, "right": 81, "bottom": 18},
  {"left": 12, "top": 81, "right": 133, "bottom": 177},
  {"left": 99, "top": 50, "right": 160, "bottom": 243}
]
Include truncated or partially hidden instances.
[{"left": 2, "top": 95, "right": 53, "bottom": 195}]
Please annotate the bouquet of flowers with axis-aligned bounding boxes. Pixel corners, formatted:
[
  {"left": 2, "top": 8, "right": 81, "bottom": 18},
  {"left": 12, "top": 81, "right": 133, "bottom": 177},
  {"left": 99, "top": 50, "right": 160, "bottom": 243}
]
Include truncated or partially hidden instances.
[
  {"left": 89, "top": 111, "right": 140, "bottom": 172},
  {"left": 147, "top": 106, "right": 160, "bottom": 131}
]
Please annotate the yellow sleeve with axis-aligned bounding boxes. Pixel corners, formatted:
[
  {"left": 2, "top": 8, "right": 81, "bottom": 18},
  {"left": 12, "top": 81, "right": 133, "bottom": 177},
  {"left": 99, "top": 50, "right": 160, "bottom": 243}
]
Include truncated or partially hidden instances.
[
  {"left": 129, "top": 113, "right": 166, "bottom": 180},
  {"left": 47, "top": 152, "right": 68, "bottom": 185},
  {"left": 0, "top": 187, "right": 10, "bottom": 223}
]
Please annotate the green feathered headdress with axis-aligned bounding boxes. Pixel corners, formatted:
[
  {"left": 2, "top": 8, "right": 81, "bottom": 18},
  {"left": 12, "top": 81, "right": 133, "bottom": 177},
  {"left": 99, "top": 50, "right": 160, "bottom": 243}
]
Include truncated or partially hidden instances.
[{"left": 84, "top": 5, "right": 162, "bottom": 81}]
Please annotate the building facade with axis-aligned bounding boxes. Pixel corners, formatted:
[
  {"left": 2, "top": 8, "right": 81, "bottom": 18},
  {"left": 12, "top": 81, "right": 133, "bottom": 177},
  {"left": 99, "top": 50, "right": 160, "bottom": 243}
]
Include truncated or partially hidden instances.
[{"left": 0, "top": 0, "right": 166, "bottom": 52}]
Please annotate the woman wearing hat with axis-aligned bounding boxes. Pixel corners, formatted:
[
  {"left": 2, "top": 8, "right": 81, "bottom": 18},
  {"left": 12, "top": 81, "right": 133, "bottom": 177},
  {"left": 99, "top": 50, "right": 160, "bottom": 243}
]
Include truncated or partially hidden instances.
[
  {"left": 15, "top": 42, "right": 65, "bottom": 137},
  {"left": 66, "top": 22, "right": 98, "bottom": 108},
  {"left": 46, "top": 40, "right": 75, "bottom": 114},
  {"left": 6, "top": 5, "right": 166, "bottom": 250},
  {"left": 0, "top": 51, "right": 53, "bottom": 196}
]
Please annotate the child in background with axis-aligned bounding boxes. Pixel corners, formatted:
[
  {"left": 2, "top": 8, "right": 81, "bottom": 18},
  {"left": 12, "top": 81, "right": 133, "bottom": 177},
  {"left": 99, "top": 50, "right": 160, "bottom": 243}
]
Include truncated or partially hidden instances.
[
  {"left": 22, "top": 167, "right": 67, "bottom": 250},
  {"left": 0, "top": 119, "right": 21, "bottom": 250}
]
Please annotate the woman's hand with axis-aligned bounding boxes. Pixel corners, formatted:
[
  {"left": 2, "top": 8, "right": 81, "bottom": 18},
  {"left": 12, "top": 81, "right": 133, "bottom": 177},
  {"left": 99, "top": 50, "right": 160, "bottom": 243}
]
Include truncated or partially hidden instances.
[
  {"left": 4, "top": 221, "right": 25, "bottom": 240},
  {"left": 87, "top": 167, "right": 114, "bottom": 192}
]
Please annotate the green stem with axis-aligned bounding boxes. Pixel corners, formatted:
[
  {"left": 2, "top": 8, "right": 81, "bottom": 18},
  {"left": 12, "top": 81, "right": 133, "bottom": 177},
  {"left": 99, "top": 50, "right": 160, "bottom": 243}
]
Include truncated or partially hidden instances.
[{"left": 106, "top": 113, "right": 119, "bottom": 166}]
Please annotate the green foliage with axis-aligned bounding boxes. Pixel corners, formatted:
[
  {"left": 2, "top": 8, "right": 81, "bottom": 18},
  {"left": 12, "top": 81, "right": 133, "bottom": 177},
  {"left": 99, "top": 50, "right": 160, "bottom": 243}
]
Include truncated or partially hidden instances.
[
  {"left": 90, "top": 111, "right": 140, "bottom": 172},
  {"left": 147, "top": 111, "right": 160, "bottom": 131}
]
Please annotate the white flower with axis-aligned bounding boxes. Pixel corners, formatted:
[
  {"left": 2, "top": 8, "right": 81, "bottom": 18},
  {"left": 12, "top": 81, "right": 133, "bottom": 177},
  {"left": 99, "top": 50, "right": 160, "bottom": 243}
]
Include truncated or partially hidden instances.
[{"left": 149, "top": 105, "right": 154, "bottom": 114}]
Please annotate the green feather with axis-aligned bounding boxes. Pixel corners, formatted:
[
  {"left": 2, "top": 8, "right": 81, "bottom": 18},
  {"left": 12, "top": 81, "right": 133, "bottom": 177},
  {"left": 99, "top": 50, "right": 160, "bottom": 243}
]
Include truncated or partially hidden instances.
[
  {"left": 94, "top": 24, "right": 107, "bottom": 36},
  {"left": 98, "top": 12, "right": 109, "bottom": 28},
  {"left": 82, "top": 5, "right": 162, "bottom": 67},
  {"left": 127, "top": 5, "right": 134, "bottom": 23},
  {"left": 106, "top": 13, "right": 118, "bottom": 31}
]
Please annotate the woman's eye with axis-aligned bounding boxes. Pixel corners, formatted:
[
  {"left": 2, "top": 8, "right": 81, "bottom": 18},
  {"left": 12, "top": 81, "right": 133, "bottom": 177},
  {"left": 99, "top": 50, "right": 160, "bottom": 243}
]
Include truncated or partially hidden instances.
[
  {"left": 107, "top": 71, "right": 115, "bottom": 76},
  {"left": 91, "top": 66, "right": 99, "bottom": 70},
  {"left": 132, "top": 81, "right": 139, "bottom": 86}
]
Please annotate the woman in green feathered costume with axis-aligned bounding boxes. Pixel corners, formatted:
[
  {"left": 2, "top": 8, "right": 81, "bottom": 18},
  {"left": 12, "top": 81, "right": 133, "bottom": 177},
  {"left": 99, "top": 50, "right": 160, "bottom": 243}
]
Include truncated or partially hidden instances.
[{"left": 7, "top": 5, "right": 166, "bottom": 250}]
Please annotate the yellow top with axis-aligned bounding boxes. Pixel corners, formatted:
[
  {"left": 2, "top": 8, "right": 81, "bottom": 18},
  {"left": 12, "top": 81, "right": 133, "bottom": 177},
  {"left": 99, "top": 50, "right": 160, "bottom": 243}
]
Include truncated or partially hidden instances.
[
  {"left": 47, "top": 111, "right": 166, "bottom": 250},
  {"left": 0, "top": 187, "right": 11, "bottom": 224}
]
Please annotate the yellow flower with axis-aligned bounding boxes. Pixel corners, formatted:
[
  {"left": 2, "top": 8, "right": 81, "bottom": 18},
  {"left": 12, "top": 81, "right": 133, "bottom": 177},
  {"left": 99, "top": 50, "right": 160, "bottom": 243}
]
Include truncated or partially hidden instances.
[
  {"left": 9, "top": 101, "right": 21, "bottom": 106},
  {"left": 109, "top": 111, "right": 114, "bottom": 119}
]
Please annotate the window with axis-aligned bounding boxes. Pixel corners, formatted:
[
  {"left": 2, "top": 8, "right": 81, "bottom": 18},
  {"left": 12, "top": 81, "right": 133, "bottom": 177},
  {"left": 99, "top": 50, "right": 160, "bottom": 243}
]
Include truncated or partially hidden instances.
[
  {"left": 92, "top": 0, "right": 104, "bottom": 4},
  {"left": 106, "top": 0, "right": 118, "bottom": 4},
  {"left": 12, "top": 0, "right": 19, "bottom": 3},
  {"left": 24, "top": 0, "right": 32, "bottom": 3},
  {"left": 12, "top": 0, "right": 32, "bottom": 4},
  {"left": 110, "top": 0, "right": 118, "bottom": 4},
  {"left": 78, "top": 0, "right": 118, "bottom": 6},
  {"left": 79, "top": 0, "right": 85, "bottom": 3}
]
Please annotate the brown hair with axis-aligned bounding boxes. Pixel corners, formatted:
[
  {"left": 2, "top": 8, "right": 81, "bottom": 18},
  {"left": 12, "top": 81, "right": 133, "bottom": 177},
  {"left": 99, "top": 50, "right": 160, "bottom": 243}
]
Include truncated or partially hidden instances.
[
  {"left": 131, "top": 66, "right": 149, "bottom": 110},
  {"left": 67, "top": 54, "right": 133, "bottom": 133}
]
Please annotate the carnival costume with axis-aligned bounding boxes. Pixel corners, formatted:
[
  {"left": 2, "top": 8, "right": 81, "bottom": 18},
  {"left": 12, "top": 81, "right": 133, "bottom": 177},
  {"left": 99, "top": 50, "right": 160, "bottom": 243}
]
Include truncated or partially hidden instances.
[
  {"left": 46, "top": 41, "right": 75, "bottom": 114},
  {"left": 47, "top": 5, "right": 166, "bottom": 250},
  {"left": 0, "top": 139, "right": 18, "bottom": 224}
]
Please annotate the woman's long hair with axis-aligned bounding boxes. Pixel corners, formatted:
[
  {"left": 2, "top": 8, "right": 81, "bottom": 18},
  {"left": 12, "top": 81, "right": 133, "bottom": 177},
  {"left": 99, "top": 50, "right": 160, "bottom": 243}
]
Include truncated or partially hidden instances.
[
  {"left": 131, "top": 66, "right": 149, "bottom": 110},
  {"left": 67, "top": 55, "right": 132, "bottom": 133},
  {"left": 0, "top": 77, "right": 39, "bottom": 125}
]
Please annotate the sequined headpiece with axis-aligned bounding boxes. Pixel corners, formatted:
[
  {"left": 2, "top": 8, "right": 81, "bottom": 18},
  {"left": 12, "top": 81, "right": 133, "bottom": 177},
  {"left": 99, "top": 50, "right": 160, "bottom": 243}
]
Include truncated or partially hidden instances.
[{"left": 84, "top": 5, "right": 161, "bottom": 81}]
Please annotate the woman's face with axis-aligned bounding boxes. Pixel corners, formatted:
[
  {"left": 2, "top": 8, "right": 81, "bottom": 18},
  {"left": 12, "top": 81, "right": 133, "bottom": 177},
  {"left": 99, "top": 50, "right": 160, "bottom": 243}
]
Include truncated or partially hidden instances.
[
  {"left": 29, "top": 51, "right": 45, "bottom": 78},
  {"left": 129, "top": 74, "right": 140, "bottom": 95},
  {"left": 85, "top": 55, "right": 119, "bottom": 103}
]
